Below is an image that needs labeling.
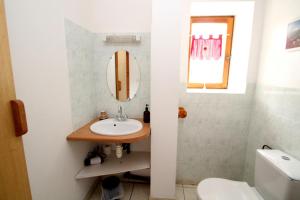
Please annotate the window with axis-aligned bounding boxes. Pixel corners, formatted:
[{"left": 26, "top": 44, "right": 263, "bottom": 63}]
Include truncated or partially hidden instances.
[{"left": 187, "top": 16, "right": 234, "bottom": 89}]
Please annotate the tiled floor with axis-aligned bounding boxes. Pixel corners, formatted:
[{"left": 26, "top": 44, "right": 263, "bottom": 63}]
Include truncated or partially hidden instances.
[
  {"left": 89, "top": 182, "right": 197, "bottom": 200},
  {"left": 176, "top": 184, "right": 198, "bottom": 200}
]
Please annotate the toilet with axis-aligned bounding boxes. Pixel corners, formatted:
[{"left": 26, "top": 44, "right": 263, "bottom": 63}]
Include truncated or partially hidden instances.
[{"left": 197, "top": 150, "right": 300, "bottom": 200}]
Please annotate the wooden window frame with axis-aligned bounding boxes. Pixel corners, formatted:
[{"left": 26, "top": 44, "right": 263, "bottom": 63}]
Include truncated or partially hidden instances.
[{"left": 187, "top": 16, "right": 235, "bottom": 89}]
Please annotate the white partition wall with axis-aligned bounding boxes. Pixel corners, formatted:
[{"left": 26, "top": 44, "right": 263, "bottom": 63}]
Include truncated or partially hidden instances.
[
  {"left": 150, "top": 0, "right": 181, "bottom": 198},
  {"left": 4, "top": 0, "right": 94, "bottom": 199}
]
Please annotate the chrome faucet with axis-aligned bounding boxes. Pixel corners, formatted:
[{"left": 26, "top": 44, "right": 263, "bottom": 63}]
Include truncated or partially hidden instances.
[{"left": 115, "top": 105, "right": 128, "bottom": 121}]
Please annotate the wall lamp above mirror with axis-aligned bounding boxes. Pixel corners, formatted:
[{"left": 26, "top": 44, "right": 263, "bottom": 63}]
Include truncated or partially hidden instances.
[
  {"left": 107, "top": 50, "right": 140, "bottom": 102},
  {"left": 103, "top": 34, "right": 141, "bottom": 43}
]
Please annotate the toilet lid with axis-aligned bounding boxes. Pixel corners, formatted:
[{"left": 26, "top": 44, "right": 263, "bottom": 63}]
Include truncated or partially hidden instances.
[{"left": 197, "top": 178, "right": 263, "bottom": 200}]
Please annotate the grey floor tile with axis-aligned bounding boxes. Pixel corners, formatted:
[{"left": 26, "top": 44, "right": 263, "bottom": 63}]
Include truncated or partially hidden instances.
[
  {"left": 176, "top": 184, "right": 185, "bottom": 200},
  {"left": 130, "top": 183, "right": 150, "bottom": 200},
  {"left": 89, "top": 184, "right": 101, "bottom": 200},
  {"left": 122, "top": 182, "right": 134, "bottom": 200},
  {"left": 183, "top": 185, "right": 197, "bottom": 200},
  {"left": 90, "top": 182, "right": 200, "bottom": 200}
]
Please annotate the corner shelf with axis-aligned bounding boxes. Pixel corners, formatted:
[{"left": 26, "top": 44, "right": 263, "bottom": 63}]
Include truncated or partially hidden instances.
[{"left": 76, "top": 151, "right": 150, "bottom": 179}]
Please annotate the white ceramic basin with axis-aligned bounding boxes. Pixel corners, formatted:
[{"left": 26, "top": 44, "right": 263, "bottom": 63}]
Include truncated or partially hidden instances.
[{"left": 90, "top": 118, "right": 143, "bottom": 136}]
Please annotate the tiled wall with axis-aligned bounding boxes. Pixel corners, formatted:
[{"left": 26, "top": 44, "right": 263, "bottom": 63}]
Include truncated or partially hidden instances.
[
  {"left": 65, "top": 20, "right": 151, "bottom": 151},
  {"left": 243, "top": 0, "right": 300, "bottom": 185},
  {"left": 243, "top": 85, "right": 300, "bottom": 185},
  {"left": 92, "top": 33, "right": 150, "bottom": 120},
  {"left": 176, "top": 84, "right": 255, "bottom": 184},
  {"left": 65, "top": 19, "right": 97, "bottom": 129}
]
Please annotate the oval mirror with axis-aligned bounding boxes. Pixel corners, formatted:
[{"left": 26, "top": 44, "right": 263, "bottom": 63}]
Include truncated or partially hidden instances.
[{"left": 107, "top": 50, "right": 140, "bottom": 102}]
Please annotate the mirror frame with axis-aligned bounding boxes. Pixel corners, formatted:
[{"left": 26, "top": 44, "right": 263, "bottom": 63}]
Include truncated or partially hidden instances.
[{"left": 106, "top": 49, "right": 141, "bottom": 102}]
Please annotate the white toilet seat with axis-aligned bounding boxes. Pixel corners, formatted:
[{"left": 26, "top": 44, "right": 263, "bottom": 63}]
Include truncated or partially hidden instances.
[{"left": 197, "top": 178, "right": 263, "bottom": 200}]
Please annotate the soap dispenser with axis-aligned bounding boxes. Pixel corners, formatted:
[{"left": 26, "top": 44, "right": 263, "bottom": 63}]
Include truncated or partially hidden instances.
[{"left": 143, "top": 104, "right": 150, "bottom": 123}]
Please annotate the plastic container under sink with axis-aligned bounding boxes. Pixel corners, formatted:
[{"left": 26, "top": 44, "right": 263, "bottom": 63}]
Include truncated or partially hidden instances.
[{"left": 101, "top": 176, "right": 124, "bottom": 200}]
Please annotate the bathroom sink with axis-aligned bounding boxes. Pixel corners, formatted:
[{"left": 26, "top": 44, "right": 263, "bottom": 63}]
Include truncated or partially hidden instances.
[{"left": 90, "top": 118, "right": 143, "bottom": 136}]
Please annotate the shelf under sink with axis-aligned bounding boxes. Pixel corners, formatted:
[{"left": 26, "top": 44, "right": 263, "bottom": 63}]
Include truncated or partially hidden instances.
[{"left": 75, "top": 151, "right": 150, "bottom": 179}]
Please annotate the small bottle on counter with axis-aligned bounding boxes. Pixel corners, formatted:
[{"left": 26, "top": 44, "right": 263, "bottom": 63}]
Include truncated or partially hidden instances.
[
  {"left": 115, "top": 144, "right": 123, "bottom": 158},
  {"left": 99, "top": 111, "right": 108, "bottom": 120},
  {"left": 143, "top": 104, "right": 150, "bottom": 123}
]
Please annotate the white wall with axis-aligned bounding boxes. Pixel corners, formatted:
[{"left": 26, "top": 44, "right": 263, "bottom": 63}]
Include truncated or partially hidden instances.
[
  {"left": 5, "top": 1, "right": 94, "bottom": 199},
  {"left": 63, "top": 0, "right": 94, "bottom": 31},
  {"left": 64, "top": 0, "right": 152, "bottom": 33},
  {"left": 256, "top": 0, "right": 300, "bottom": 89},
  {"left": 150, "top": 0, "right": 181, "bottom": 198},
  {"left": 244, "top": 0, "right": 300, "bottom": 185}
]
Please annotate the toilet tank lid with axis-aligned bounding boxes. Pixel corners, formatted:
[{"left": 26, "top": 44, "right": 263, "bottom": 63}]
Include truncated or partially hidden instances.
[{"left": 257, "top": 150, "right": 300, "bottom": 181}]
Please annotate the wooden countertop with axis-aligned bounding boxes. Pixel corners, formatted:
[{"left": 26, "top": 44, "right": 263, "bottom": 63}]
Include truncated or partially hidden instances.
[{"left": 66, "top": 118, "right": 150, "bottom": 143}]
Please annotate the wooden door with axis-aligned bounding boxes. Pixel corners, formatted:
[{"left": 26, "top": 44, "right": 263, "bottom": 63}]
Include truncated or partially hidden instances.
[
  {"left": 0, "top": 0, "right": 32, "bottom": 199},
  {"left": 115, "top": 50, "right": 130, "bottom": 101}
]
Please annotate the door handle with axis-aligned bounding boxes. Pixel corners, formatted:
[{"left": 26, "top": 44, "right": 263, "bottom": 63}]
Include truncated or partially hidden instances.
[
  {"left": 10, "top": 100, "right": 28, "bottom": 137},
  {"left": 117, "top": 81, "right": 122, "bottom": 91},
  {"left": 178, "top": 107, "right": 187, "bottom": 119}
]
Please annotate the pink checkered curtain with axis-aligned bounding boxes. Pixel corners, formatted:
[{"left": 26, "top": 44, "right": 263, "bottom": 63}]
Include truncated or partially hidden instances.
[{"left": 190, "top": 34, "right": 222, "bottom": 60}]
